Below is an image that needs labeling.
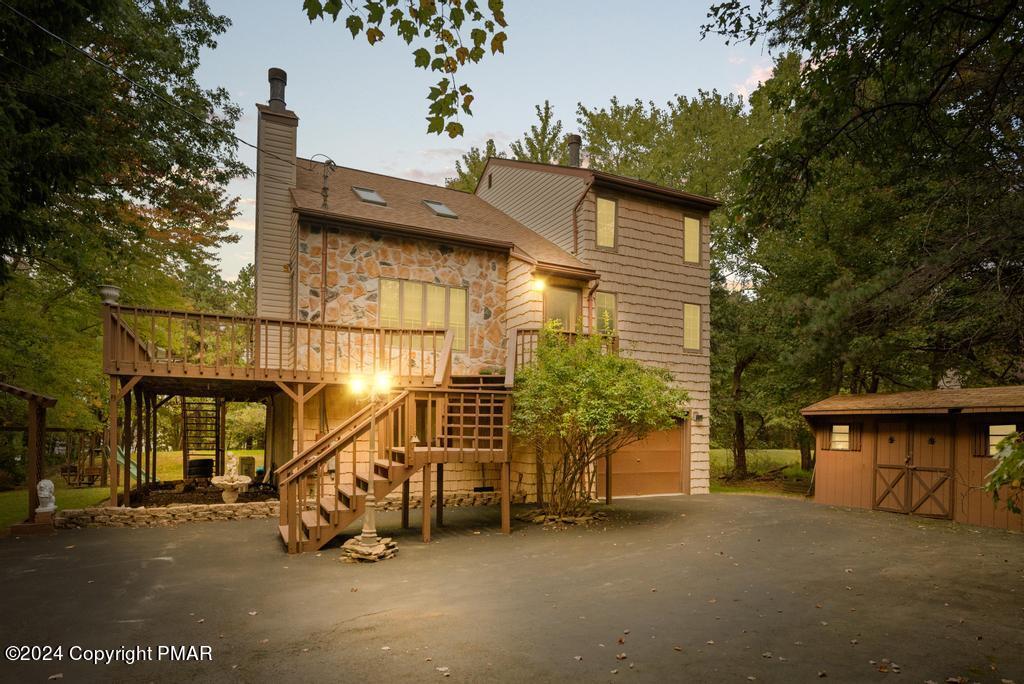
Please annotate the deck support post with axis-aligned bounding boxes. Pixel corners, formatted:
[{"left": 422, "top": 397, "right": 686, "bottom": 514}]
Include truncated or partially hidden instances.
[
  {"left": 25, "top": 399, "right": 45, "bottom": 518},
  {"left": 436, "top": 463, "right": 444, "bottom": 527},
  {"left": 181, "top": 396, "right": 188, "bottom": 481},
  {"left": 401, "top": 479, "right": 410, "bottom": 528},
  {"left": 121, "top": 391, "right": 132, "bottom": 506},
  {"left": 143, "top": 394, "right": 151, "bottom": 489},
  {"left": 605, "top": 455, "right": 612, "bottom": 505},
  {"left": 422, "top": 463, "right": 431, "bottom": 543},
  {"left": 501, "top": 461, "right": 511, "bottom": 535},
  {"left": 107, "top": 378, "right": 119, "bottom": 506},
  {"left": 134, "top": 390, "right": 143, "bottom": 498}
]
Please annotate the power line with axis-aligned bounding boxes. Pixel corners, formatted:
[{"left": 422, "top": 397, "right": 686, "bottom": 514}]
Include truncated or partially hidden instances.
[{"left": 0, "top": 0, "right": 300, "bottom": 169}]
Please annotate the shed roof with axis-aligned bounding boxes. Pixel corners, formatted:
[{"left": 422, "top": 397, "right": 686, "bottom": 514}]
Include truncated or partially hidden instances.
[
  {"left": 291, "top": 160, "right": 596, "bottom": 278},
  {"left": 801, "top": 386, "right": 1024, "bottom": 416}
]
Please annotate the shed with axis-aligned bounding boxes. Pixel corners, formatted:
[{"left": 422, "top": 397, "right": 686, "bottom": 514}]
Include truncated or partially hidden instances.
[{"left": 801, "top": 386, "right": 1024, "bottom": 531}]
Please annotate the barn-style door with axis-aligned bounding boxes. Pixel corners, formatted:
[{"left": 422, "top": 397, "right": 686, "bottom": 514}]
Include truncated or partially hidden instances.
[{"left": 873, "top": 420, "right": 953, "bottom": 519}]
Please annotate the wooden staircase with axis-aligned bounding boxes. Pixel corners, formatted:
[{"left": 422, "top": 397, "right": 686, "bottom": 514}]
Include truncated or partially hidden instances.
[
  {"left": 276, "top": 385, "right": 512, "bottom": 553},
  {"left": 182, "top": 397, "right": 224, "bottom": 475}
]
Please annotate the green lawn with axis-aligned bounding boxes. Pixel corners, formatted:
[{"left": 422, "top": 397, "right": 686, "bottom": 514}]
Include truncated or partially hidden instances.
[
  {"left": 1, "top": 448, "right": 266, "bottom": 531},
  {"left": 709, "top": 447, "right": 812, "bottom": 495}
]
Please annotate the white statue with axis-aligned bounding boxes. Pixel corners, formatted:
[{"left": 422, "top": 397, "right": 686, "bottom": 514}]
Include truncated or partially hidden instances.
[{"left": 36, "top": 478, "right": 56, "bottom": 513}]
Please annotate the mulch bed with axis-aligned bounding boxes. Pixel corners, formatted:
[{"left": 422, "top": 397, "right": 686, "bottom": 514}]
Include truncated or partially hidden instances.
[{"left": 132, "top": 486, "right": 277, "bottom": 508}]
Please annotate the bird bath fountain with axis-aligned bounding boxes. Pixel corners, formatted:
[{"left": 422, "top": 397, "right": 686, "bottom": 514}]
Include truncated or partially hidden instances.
[{"left": 211, "top": 454, "right": 252, "bottom": 504}]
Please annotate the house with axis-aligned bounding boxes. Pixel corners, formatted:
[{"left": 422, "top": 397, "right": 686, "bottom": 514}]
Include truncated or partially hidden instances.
[
  {"left": 802, "top": 386, "right": 1024, "bottom": 531},
  {"left": 100, "top": 68, "right": 718, "bottom": 552}
]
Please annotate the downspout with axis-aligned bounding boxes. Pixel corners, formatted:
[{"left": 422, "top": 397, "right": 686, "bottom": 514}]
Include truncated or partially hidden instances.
[{"left": 571, "top": 179, "right": 594, "bottom": 255}]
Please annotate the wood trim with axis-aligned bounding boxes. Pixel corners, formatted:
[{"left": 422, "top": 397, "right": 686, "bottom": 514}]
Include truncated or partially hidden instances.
[{"left": 117, "top": 375, "right": 142, "bottom": 401}]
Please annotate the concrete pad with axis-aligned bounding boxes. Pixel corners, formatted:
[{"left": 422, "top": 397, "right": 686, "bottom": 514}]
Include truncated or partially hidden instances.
[{"left": 0, "top": 494, "right": 1021, "bottom": 682}]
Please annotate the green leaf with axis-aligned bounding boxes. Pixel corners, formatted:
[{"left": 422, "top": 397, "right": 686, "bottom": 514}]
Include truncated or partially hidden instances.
[
  {"left": 345, "top": 14, "right": 364, "bottom": 38},
  {"left": 413, "top": 47, "right": 431, "bottom": 68},
  {"left": 490, "top": 31, "right": 506, "bottom": 54},
  {"left": 303, "top": 0, "right": 325, "bottom": 21},
  {"left": 445, "top": 121, "right": 465, "bottom": 138},
  {"left": 365, "top": 1, "right": 385, "bottom": 24},
  {"left": 426, "top": 115, "right": 445, "bottom": 134}
]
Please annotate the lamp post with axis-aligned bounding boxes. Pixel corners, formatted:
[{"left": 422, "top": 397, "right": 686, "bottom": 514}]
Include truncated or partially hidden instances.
[{"left": 349, "top": 371, "right": 391, "bottom": 548}]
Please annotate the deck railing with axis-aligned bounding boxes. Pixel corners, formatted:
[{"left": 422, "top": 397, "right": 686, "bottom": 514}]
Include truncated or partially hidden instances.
[
  {"left": 102, "top": 304, "right": 447, "bottom": 386},
  {"left": 504, "top": 327, "right": 619, "bottom": 387}
]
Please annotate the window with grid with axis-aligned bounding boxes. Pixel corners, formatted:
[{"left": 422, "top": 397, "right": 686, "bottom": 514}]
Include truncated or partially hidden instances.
[
  {"left": 378, "top": 278, "right": 468, "bottom": 351},
  {"left": 988, "top": 424, "right": 1016, "bottom": 455},
  {"left": 594, "top": 292, "right": 617, "bottom": 333},
  {"left": 830, "top": 424, "right": 851, "bottom": 450}
]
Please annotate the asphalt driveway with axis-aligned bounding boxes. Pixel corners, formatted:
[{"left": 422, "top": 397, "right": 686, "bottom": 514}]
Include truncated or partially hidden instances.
[{"left": 1, "top": 494, "right": 1021, "bottom": 683}]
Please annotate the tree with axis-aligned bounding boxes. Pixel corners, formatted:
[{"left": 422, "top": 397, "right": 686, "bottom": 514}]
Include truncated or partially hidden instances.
[
  {"left": 704, "top": 1, "right": 1024, "bottom": 387},
  {"left": 509, "top": 101, "right": 566, "bottom": 164},
  {"left": 226, "top": 402, "right": 266, "bottom": 450},
  {"left": 446, "top": 138, "right": 504, "bottom": 192},
  {"left": 511, "top": 324, "right": 687, "bottom": 516},
  {"left": 986, "top": 432, "right": 1024, "bottom": 514},
  {"left": 302, "top": 0, "right": 508, "bottom": 137}
]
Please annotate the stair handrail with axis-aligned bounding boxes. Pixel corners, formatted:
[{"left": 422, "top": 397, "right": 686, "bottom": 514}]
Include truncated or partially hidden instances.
[
  {"left": 273, "top": 400, "right": 375, "bottom": 478},
  {"left": 433, "top": 329, "right": 456, "bottom": 387},
  {"left": 277, "top": 390, "right": 410, "bottom": 487}
]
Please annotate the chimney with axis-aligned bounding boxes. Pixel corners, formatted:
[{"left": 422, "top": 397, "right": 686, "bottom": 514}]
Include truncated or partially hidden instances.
[
  {"left": 566, "top": 134, "right": 582, "bottom": 167},
  {"left": 255, "top": 67, "right": 297, "bottom": 320},
  {"left": 268, "top": 68, "right": 288, "bottom": 112}
]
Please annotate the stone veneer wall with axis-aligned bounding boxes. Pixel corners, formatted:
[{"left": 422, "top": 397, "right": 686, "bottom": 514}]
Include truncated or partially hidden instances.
[
  {"left": 296, "top": 224, "right": 508, "bottom": 374},
  {"left": 55, "top": 501, "right": 280, "bottom": 528}
]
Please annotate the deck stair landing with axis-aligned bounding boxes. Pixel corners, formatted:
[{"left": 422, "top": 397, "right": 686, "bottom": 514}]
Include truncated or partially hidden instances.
[{"left": 276, "top": 382, "right": 512, "bottom": 553}]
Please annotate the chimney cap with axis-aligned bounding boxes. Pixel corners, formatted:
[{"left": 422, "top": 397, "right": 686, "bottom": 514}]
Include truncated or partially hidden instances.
[
  {"left": 566, "top": 134, "right": 582, "bottom": 167},
  {"left": 268, "top": 67, "right": 287, "bottom": 83}
]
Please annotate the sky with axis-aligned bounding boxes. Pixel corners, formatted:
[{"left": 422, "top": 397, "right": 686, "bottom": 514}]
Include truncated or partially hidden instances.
[{"left": 196, "top": 1, "right": 773, "bottom": 280}]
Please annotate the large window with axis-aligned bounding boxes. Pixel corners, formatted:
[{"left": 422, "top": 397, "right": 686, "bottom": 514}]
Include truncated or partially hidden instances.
[
  {"left": 683, "top": 216, "right": 701, "bottom": 264},
  {"left": 546, "top": 286, "right": 581, "bottom": 333},
  {"left": 594, "top": 292, "right": 617, "bottom": 333},
  {"left": 379, "top": 278, "right": 467, "bottom": 351},
  {"left": 988, "top": 424, "right": 1016, "bottom": 456},
  {"left": 596, "top": 197, "right": 617, "bottom": 249},
  {"left": 683, "top": 303, "right": 701, "bottom": 350}
]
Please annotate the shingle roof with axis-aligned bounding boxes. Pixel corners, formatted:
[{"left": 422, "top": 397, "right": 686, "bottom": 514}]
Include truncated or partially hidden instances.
[
  {"left": 801, "top": 386, "right": 1024, "bottom": 416},
  {"left": 291, "top": 160, "right": 595, "bottom": 276}
]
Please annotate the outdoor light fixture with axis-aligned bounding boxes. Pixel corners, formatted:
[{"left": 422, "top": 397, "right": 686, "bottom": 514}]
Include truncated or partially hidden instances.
[
  {"left": 531, "top": 277, "right": 546, "bottom": 291},
  {"left": 373, "top": 370, "right": 392, "bottom": 394},
  {"left": 349, "top": 375, "right": 367, "bottom": 396}
]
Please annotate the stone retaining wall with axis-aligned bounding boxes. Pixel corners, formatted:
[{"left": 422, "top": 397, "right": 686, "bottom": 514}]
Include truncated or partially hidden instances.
[{"left": 55, "top": 492, "right": 529, "bottom": 529}]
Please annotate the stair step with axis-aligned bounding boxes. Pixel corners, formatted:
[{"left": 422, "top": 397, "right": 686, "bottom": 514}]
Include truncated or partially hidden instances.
[
  {"left": 300, "top": 509, "right": 330, "bottom": 532},
  {"left": 278, "top": 524, "right": 307, "bottom": 545}
]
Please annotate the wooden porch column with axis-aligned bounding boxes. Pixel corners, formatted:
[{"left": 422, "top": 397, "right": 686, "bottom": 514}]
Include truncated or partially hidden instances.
[
  {"left": 181, "top": 396, "right": 188, "bottom": 480},
  {"left": 436, "top": 463, "right": 444, "bottom": 527},
  {"left": 422, "top": 463, "right": 431, "bottom": 543},
  {"left": 134, "top": 390, "right": 143, "bottom": 495},
  {"left": 295, "top": 384, "right": 306, "bottom": 454},
  {"left": 122, "top": 391, "right": 132, "bottom": 506},
  {"left": 401, "top": 480, "right": 410, "bottom": 529},
  {"left": 108, "top": 377, "right": 119, "bottom": 506},
  {"left": 501, "top": 461, "right": 511, "bottom": 535}
]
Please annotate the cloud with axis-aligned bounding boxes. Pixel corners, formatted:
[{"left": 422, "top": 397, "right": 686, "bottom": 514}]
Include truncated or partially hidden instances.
[
  {"left": 728, "top": 54, "right": 746, "bottom": 65},
  {"left": 228, "top": 217, "right": 255, "bottom": 232},
  {"left": 734, "top": 63, "right": 774, "bottom": 99}
]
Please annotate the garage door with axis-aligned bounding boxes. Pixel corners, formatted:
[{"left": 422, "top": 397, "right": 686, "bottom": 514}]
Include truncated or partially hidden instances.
[{"left": 595, "top": 423, "right": 688, "bottom": 497}]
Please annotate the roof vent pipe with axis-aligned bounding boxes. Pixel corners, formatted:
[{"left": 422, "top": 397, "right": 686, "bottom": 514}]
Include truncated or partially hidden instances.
[
  {"left": 268, "top": 68, "right": 287, "bottom": 112},
  {"left": 566, "top": 134, "right": 582, "bottom": 167}
]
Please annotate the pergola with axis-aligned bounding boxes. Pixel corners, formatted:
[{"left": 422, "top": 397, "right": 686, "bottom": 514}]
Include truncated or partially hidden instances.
[{"left": 1, "top": 382, "right": 57, "bottom": 526}]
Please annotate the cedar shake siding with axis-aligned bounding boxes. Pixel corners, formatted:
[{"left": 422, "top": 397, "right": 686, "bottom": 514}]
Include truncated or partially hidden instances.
[
  {"left": 576, "top": 189, "right": 712, "bottom": 494},
  {"left": 475, "top": 163, "right": 586, "bottom": 253}
]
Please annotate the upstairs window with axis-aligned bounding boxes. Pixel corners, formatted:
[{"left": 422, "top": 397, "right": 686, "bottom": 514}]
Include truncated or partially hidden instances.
[
  {"left": 683, "top": 216, "right": 701, "bottom": 264},
  {"left": 352, "top": 187, "right": 386, "bottom": 206},
  {"left": 596, "top": 197, "right": 617, "bottom": 249},
  {"left": 546, "top": 286, "right": 581, "bottom": 333},
  {"left": 424, "top": 200, "right": 458, "bottom": 218},
  {"left": 594, "top": 292, "right": 617, "bottom": 333},
  {"left": 988, "top": 424, "right": 1016, "bottom": 455},
  {"left": 683, "top": 303, "right": 701, "bottom": 350},
  {"left": 379, "top": 278, "right": 467, "bottom": 351}
]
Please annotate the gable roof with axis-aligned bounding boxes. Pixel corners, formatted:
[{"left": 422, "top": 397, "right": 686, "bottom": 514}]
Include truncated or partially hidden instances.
[
  {"left": 801, "top": 386, "right": 1024, "bottom": 416},
  {"left": 291, "top": 160, "right": 596, "bottom": 278},
  {"left": 478, "top": 158, "right": 722, "bottom": 212}
]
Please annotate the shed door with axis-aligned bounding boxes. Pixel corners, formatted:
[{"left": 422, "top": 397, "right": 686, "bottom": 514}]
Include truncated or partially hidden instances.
[
  {"left": 873, "top": 420, "right": 953, "bottom": 519},
  {"left": 874, "top": 422, "right": 909, "bottom": 513}
]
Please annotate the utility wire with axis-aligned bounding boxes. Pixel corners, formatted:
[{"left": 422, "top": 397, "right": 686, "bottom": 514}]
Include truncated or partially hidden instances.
[{"left": 0, "top": 0, "right": 302, "bottom": 170}]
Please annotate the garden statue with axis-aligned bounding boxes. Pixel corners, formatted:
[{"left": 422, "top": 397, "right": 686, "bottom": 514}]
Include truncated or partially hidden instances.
[
  {"left": 36, "top": 478, "right": 56, "bottom": 513},
  {"left": 211, "top": 453, "right": 252, "bottom": 504}
]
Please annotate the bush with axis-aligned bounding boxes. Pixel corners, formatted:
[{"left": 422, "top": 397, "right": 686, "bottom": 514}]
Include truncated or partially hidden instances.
[{"left": 985, "top": 432, "right": 1024, "bottom": 514}]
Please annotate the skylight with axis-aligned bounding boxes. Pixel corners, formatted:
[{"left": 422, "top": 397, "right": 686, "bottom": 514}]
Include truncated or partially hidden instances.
[
  {"left": 352, "top": 186, "right": 386, "bottom": 206},
  {"left": 424, "top": 199, "right": 457, "bottom": 218}
]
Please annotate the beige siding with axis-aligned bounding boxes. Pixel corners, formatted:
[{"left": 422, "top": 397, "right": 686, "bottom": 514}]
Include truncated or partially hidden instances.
[
  {"left": 255, "top": 111, "right": 297, "bottom": 319},
  {"left": 504, "top": 256, "right": 543, "bottom": 331},
  {"left": 476, "top": 165, "right": 585, "bottom": 254},
  {"left": 578, "top": 190, "right": 712, "bottom": 493}
]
